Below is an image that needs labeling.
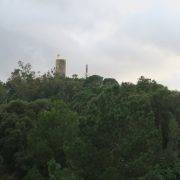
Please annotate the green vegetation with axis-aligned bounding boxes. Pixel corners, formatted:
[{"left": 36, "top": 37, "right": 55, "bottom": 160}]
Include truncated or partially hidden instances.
[{"left": 0, "top": 61, "right": 180, "bottom": 179}]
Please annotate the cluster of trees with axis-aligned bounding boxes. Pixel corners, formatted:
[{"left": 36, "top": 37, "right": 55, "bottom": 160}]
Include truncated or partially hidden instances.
[{"left": 0, "top": 61, "right": 180, "bottom": 179}]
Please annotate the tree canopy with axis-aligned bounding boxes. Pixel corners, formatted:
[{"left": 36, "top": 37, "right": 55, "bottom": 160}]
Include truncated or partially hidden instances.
[{"left": 0, "top": 62, "right": 180, "bottom": 179}]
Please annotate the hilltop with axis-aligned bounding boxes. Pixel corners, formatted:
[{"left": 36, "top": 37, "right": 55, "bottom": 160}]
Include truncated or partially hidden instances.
[{"left": 0, "top": 62, "right": 180, "bottom": 179}]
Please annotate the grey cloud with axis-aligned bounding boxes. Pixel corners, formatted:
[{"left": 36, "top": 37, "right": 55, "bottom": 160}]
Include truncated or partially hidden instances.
[
  {"left": 0, "top": 0, "right": 180, "bottom": 89},
  {"left": 121, "top": 4, "right": 180, "bottom": 55}
]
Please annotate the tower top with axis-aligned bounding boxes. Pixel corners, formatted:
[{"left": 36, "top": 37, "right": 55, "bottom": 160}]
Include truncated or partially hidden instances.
[{"left": 57, "top": 54, "right": 60, "bottom": 59}]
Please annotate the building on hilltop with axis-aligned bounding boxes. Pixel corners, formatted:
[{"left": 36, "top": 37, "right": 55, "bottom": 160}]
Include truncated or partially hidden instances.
[
  {"left": 56, "top": 54, "right": 66, "bottom": 77},
  {"left": 55, "top": 55, "right": 89, "bottom": 78}
]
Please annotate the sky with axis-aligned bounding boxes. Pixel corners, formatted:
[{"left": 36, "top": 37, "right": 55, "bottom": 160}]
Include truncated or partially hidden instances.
[{"left": 1, "top": 0, "right": 180, "bottom": 89}]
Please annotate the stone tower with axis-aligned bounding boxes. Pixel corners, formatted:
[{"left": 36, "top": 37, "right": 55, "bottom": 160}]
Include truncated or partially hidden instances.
[{"left": 56, "top": 55, "right": 66, "bottom": 77}]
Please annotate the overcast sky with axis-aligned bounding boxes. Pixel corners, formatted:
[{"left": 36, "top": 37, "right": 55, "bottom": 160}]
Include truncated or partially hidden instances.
[{"left": 1, "top": 0, "right": 180, "bottom": 89}]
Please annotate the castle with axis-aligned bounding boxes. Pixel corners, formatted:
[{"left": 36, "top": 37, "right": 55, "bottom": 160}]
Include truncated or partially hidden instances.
[{"left": 55, "top": 55, "right": 88, "bottom": 78}]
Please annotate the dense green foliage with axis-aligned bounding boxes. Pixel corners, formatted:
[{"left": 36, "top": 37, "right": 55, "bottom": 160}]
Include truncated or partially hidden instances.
[{"left": 0, "top": 62, "right": 180, "bottom": 179}]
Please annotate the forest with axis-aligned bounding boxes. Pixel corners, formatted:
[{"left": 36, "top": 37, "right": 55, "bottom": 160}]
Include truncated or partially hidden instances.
[{"left": 0, "top": 61, "right": 180, "bottom": 180}]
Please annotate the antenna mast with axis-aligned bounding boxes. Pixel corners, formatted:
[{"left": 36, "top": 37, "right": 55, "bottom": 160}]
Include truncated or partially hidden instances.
[{"left": 85, "top": 64, "right": 88, "bottom": 78}]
